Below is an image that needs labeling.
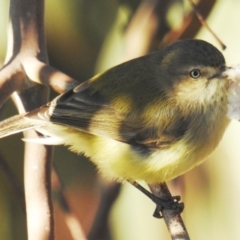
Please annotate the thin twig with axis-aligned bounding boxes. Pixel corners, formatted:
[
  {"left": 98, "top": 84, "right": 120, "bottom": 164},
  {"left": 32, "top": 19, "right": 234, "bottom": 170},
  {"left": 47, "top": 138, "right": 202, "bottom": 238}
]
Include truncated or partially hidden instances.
[
  {"left": 160, "top": 0, "right": 218, "bottom": 48},
  {"left": 52, "top": 167, "right": 87, "bottom": 240},
  {"left": 88, "top": 181, "right": 121, "bottom": 240},
  {"left": 188, "top": 0, "right": 226, "bottom": 49},
  {"left": 149, "top": 183, "right": 190, "bottom": 240},
  {"left": 128, "top": 180, "right": 189, "bottom": 239}
]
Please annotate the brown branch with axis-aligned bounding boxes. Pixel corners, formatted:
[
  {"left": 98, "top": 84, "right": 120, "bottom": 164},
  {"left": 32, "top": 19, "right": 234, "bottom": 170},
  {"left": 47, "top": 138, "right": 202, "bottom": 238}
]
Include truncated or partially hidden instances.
[
  {"left": 52, "top": 168, "right": 87, "bottom": 240},
  {"left": 3, "top": 0, "right": 55, "bottom": 239},
  {"left": 160, "top": 0, "right": 217, "bottom": 47},
  {"left": 148, "top": 183, "right": 190, "bottom": 240},
  {"left": 0, "top": 57, "right": 79, "bottom": 107},
  {"left": 0, "top": 55, "right": 79, "bottom": 105},
  {"left": 128, "top": 180, "right": 189, "bottom": 239},
  {"left": 0, "top": 61, "right": 26, "bottom": 107},
  {"left": 122, "top": 0, "right": 160, "bottom": 59},
  {"left": 0, "top": 0, "right": 79, "bottom": 106},
  {"left": 24, "top": 134, "right": 54, "bottom": 240},
  {"left": 88, "top": 181, "right": 121, "bottom": 240},
  {"left": 22, "top": 58, "right": 79, "bottom": 93},
  {"left": 122, "top": 0, "right": 175, "bottom": 58},
  {"left": 188, "top": 0, "right": 226, "bottom": 49}
]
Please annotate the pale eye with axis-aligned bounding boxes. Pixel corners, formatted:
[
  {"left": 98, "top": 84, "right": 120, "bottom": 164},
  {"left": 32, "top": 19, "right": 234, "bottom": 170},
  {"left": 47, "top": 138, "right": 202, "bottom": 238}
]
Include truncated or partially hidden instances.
[{"left": 190, "top": 69, "right": 201, "bottom": 79}]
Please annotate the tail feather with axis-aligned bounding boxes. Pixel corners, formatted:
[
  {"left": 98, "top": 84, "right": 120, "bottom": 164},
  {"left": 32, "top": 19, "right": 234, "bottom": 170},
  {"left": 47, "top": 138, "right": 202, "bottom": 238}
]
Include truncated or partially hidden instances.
[{"left": 0, "top": 114, "right": 42, "bottom": 138}]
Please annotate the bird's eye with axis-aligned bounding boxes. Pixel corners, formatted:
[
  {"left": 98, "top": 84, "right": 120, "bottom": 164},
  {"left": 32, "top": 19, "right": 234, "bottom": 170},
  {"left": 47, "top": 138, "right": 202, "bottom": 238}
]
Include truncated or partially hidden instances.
[{"left": 190, "top": 69, "right": 201, "bottom": 79}]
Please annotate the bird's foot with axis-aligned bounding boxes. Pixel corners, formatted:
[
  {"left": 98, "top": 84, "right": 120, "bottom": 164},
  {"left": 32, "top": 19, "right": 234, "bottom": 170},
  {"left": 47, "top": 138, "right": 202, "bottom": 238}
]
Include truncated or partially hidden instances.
[
  {"left": 152, "top": 195, "right": 184, "bottom": 218},
  {"left": 127, "top": 180, "right": 184, "bottom": 218}
]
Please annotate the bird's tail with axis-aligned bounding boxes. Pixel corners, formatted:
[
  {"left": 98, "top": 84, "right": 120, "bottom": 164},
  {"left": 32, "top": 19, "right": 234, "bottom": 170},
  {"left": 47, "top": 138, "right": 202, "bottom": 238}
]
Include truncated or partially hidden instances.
[{"left": 0, "top": 114, "right": 41, "bottom": 139}]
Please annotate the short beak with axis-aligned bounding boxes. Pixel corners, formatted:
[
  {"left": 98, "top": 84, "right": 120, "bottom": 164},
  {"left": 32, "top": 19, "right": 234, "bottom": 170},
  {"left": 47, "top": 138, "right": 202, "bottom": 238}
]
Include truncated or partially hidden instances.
[{"left": 208, "top": 66, "right": 231, "bottom": 80}]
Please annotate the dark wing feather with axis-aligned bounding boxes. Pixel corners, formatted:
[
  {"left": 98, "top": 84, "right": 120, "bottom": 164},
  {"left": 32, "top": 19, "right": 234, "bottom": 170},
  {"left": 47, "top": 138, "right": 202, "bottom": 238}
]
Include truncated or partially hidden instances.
[
  {"left": 27, "top": 80, "right": 189, "bottom": 149},
  {"left": 27, "top": 81, "right": 137, "bottom": 142}
]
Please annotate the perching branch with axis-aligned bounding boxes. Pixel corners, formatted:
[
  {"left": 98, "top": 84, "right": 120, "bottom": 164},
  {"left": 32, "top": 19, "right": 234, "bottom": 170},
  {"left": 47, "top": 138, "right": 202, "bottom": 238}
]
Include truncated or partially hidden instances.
[
  {"left": 128, "top": 180, "right": 189, "bottom": 240},
  {"left": 149, "top": 183, "right": 190, "bottom": 240}
]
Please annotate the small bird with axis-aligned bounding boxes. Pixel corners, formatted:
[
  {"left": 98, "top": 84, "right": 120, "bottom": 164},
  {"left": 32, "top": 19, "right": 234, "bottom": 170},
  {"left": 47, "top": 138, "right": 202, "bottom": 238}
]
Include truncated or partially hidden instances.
[{"left": 0, "top": 39, "right": 230, "bottom": 185}]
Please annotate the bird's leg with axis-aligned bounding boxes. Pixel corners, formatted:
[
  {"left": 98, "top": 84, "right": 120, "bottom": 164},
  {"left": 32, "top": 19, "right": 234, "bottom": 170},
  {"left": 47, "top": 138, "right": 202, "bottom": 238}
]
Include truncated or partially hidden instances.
[{"left": 127, "top": 180, "right": 184, "bottom": 218}]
